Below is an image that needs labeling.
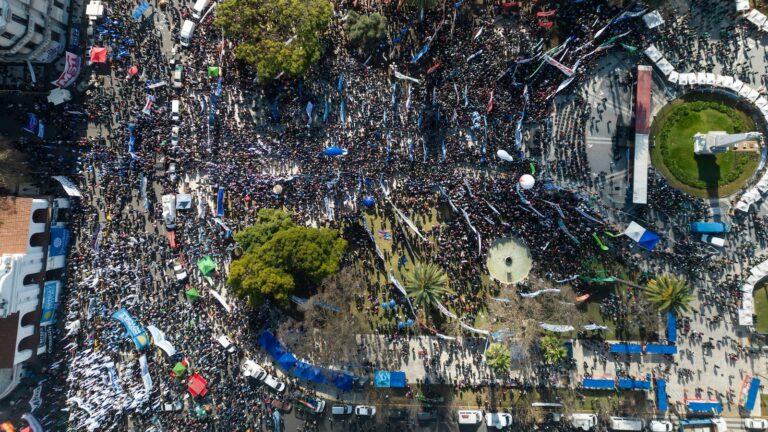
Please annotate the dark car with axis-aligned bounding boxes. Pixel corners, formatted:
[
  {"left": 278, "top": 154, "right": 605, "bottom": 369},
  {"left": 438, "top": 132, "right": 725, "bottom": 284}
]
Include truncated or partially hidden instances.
[
  {"left": 417, "top": 411, "right": 438, "bottom": 423},
  {"left": 388, "top": 409, "right": 409, "bottom": 421}
]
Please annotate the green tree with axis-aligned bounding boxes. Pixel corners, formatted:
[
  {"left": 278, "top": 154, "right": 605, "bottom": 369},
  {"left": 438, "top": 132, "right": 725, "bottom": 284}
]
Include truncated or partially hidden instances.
[
  {"left": 215, "top": 0, "right": 333, "bottom": 82},
  {"left": 405, "top": 263, "right": 453, "bottom": 314},
  {"left": 644, "top": 274, "right": 694, "bottom": 316},
  {"left": 233, "top": 208, "right": 296, "bottom": 251},
  {"left": 345, "top": 12, "right": 388, "bottom": 53},
  {"left": 229, "top": 210, "right": 347, "bottom": 306},
  {"left": 540, "top": 334, "right": 567, "bottom": 365},
  {"left": 485, "top": 343, "right": 512, "bottom": 373}
]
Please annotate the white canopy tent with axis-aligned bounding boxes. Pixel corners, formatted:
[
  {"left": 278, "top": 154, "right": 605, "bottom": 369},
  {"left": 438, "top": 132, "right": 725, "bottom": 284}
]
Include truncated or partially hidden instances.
[
  {"left": 642, "top": 10, "right": 665, "bottom": 29},
  {"left": 705, "top": 73, "right": 716, "bottom": 86},
  {"left": 644, "top": 45, "right": 663, "bottom": 62},
  {"left": 655, "top": 58, "right": 674, "bottom": 76},
  {"left": 736, "top": 0, "right": 750, "bottom": 11},
  {"left": 47, "top": 88, "right": 71, "bottom": 105},
  {"left": 747, "top": 9, "right": 767, "bottom": 26},
  {"left": 667, "top": 71, "right": 679, "bottom": 84}
]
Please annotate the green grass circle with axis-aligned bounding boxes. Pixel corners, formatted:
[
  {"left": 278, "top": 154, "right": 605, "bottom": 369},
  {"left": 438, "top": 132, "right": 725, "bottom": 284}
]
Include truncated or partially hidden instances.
[{"left": 650, "top": 98, "right": 760, "bottom": 198}]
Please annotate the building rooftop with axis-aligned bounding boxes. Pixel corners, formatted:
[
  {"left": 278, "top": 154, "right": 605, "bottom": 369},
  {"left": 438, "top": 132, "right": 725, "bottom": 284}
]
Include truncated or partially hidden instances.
[{"left": 0, "top": 197, "right": 31, "bottom": 255}]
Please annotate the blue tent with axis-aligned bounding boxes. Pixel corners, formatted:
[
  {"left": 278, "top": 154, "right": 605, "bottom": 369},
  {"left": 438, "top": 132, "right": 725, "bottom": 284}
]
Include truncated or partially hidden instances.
[
  {"left": 258, "top": 331, "right": 286, "bottom": 359},
  {"left": 645, "top": 344, "right": 677, "bottom": 355},
  {"left": 332, "top": 373, "right": 354, "bottom": 391},
  {"left": 617, "top": 378, "right": 650, "bottom": 390},
  {"left": 657, "top": 380, "right": 668, "bottom": 412},
  {"left": 582, "top": 378, "right": 615, "bottom": 390},
  {"left": 390, "top": 371, "right": 406, "bottom": 388},
  {"left": 667, "top": 312, "right": 677, "bottom": 343},
  {"left": 687, "top": 400, "right": 723, "bottom": 413},
  {"left": 638, "top": 230, "right": 660, "bottom": 250},
  {"left": 307, "top": 366, "right": 326, "bottom": 384},
  {"left": 276, "top": 352, "right": 297, "bottom": 370},
  {"left": 610, "top": 343, "right": 643, "bottom": 354},
  {"left": 745, "top": 378, "right": 761, "bottom": 412},
  {"left": 293, "top": 361, "right": 312, "bottom": 380},
  {"left": 374, "top": 371, "right": 390, "bottom": 388}
]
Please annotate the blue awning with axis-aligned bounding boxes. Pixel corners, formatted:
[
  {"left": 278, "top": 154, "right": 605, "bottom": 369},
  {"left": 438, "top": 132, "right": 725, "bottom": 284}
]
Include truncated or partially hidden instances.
[
  {"left": 390, "top": 371, "right": 406, "bottom": 388},
  {"left": 618, "top": 378, "right": 651, "bottom": 390},
  {"left": 645, "top": 344, "right": 678, "bottom": 355},
  {"left": 667, "top": 311, "right": 677, "bottom": 343},
  {"left": 687, "top": 400, "right": 723, "bottom": 413},
  {"left": 276, "top": 352, "right": 297, "bottom": 371},
  {"left": 582, "top": 378, "right": 615, "bottom": 389},
  {"left": 610, "top": 343, "right": 643, "bottom": 354},
  {"left": 745, "top": 378, "right": 761, "bottom": 412},
  {"left": 332, "top": 372, "right": 354, "bottom": 391},
  {"left": 657, "top": 379, "right": 668, "bottom": 412}
]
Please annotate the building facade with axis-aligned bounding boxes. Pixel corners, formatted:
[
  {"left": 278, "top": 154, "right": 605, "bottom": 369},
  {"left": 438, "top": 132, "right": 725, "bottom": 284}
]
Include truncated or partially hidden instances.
[
  {"left": 0, "top": 197, "right": 69, "bottom": 399},
  {"left": 0, "top": 0, "right": 70, "bottom": 63}
]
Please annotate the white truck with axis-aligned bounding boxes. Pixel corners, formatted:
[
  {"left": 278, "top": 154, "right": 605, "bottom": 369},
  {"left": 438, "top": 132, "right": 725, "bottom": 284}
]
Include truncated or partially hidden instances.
[
  {"left": 571, "top": 413, "right": 598, "bottom": 431},
  {"left": 179, "top": 20, "right": 196, "bottom": 47},
  {"left": 161, "top": 194, "right": 176, "bottom": 230},
  {"left": 609, "top": 417, "right": 645, "bottom": 431},
  {"left": 191, "top": 0, "right": 210, "bottom": 20}
]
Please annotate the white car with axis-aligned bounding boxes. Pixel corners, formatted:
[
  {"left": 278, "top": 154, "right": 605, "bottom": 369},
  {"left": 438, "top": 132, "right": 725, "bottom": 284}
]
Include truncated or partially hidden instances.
[
  {"left": 745, "top": 418, "right": 768, "bottom": 430},
  {"left": 331, "top": 404, "right": 353, "bottom": 415},
  {"left": 263, "top": 374, "right": 286, "bottom": 393},
  {"left": 241, "top": 360, "right": 267, "bottom": 381},
  {"left": 171, "top": 126, "right": 179, "bottom": 147},
  {"left": 355, "top": 405, "right": 376, "bottom": 417},
  {"left": 701, "top": 234, "right": 725, "bottom": 247},
  {"left": 216, "top": 335, "right": 236, "bottom": 353},
  {"left": 649, "top": 420, "right": 674, "bottom": 432},
  {"left": 485, "top": 412, "right": 513, "bottom": 429}
]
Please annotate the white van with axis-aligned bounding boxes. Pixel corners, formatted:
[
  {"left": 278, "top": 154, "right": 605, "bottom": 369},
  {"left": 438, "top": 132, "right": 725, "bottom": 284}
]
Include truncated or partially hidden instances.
[
  {"left": 609, "top": 417, "right": 645, "bottom": 431},
  {"left": 649, "top": 420, "right": 673, "bottom": 432},
  {"left": 571, "top": 413, "right": 598, "bottom": 430},
  {"left": 179, "top": 20, "right": 196, "bottom": 47},
  {"left": 701, "top": 234, "right": 725, "bottom": 247},
  {"left": 191, "top": 0, "right": 210, "bottom": 20},
  {"left": 485, "top": 412, "right": 513, "bottom": 429},
  {"left": 457, "top": 410, "right": 482, "bottom": 425},
  {"left": 172, "top": 66, "right": 182, "bottom": 88},
  {"left": 171, "top": 99, "right": 180, "bottom": 122}
]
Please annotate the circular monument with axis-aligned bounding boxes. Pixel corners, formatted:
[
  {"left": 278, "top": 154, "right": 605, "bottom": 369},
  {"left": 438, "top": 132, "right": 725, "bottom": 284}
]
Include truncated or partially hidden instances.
[
  {"left": 486, "top": 237, "right": 533, "bottom": 284},
  {"left": 650, "top": 95, "right": 762, "bottom": 198}
]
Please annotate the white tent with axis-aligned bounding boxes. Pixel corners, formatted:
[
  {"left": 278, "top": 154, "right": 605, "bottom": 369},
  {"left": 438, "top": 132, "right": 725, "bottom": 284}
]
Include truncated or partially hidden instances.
[
  {"left": 644, "top": 45, "right": 663, "bottom": 62},
  {"left": 705, "top": 73, "right": 716, "bottom": 86},
  {"left": 656, "top": 58, "right": 674, "bottom": 76},
  {"left": 719, "top": 75, "right": 735, "bottom": 88},
  {"left": 642, "top": 10, "right": 665, "bottom": 29},
  {"left": 86, "top": 0, "right": 105, "bottom": 20},
  {"left": 731, "top": 80, "right": 745, "bottom": 93},
  {"left": 747, "top": 9, "right": 767, "bottom": 26},
  {"left": 736, "top": 0, "right": 750, "bottom": 11},
  {"left": 667, "top": 71, "right": 679, "bottom": 84},
  {"left": 748, "top": 88, "right": 761, "bottom": 102},
  {"left": 696, "top": 72, "right": 706, "bottom": 85},
  {"left": 678, "top": 73, "right": 689, "bottom": 86},
  {"left": 47, "top": 88, "right": 71, "bottom": 105},
  {"left": 739, "top": 84, "right": 753, "bottom": 99}
]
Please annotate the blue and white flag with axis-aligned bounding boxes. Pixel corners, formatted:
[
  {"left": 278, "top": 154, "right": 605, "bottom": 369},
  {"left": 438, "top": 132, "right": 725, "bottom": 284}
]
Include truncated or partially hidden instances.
[
  {"left": 37, "top": 121, "right": 45, "bottom": 139},
  {"left": 411, "top": 42, "right": 431, "bottom": 63},
  {"left": 306, "top": 101, "right": 314, "bottom": 126},
  {"left": 340, "top": 99, "right": 347, "bottom": 124},
  {"left": 514, "top": 110, "right": 525, "bottom": 149},
  {"left": 337, "top": 72, "right": 345, "bottom": 92},
  {"left": 323, "top": 99, "right": 329, "bottom": 123},
  {"left": 24, "top": 113, "right": 37, "bottom": 133},
  {"left": 216, "top": 186, "right": 225, "bottom": 217}
]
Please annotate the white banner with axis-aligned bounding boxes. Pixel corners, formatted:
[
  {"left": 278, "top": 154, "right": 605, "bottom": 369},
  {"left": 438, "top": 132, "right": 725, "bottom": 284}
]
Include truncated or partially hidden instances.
[
  {"left": 28, "top": 382, "right": 43, "bottom": 412},
  {"left": 520, "top": 289, "right": 561, "bottom": 298},
  {"left": 139, "top": 354, "right": 153, "bottom": 392},
  {"left": 52, "top": 175, "right": 83, "bottom": 197},
  {"left": 539, "top": 323, "right": 575, "bottom": 332},
  {"left": 52, "top": 51, "right": 81, "bottom": 88}
]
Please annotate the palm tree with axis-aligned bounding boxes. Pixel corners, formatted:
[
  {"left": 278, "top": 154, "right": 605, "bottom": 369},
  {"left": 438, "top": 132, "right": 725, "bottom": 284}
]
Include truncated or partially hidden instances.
[
  {"left": 485, "top": 343, "right": 512, "bottom": 373},
  {"left": 644, "top": 274, "right": 694, "bottom": 316},
  {"left": 405, "top": 263, "right": 453, "bottom": 314},
  {"left": 540, "top": 335, "right": 567, "bottom": 365}
]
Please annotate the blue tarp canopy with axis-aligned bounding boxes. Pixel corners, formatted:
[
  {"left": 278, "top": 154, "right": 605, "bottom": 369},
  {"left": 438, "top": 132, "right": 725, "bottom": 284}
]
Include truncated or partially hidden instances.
[
  {"left": 746, "top": 378, "right": 761, "bottom": 412},
  {"left": 657, "top": 379, "right": 668, "bottom": 412},
  {"left": 638, "top": 230, "right": 661, "bottom": 250},
  {"left": 582, "top": 378, "right": 615, "bottom": 389},
  {"left": 276, "top": 352, "right": 297, "bottom": 370},
  {"left": 257, "top": 331, "right": 286, "bottom": 359},
  {"left": 610, "top": 343, "right": 643, "bottom": 354},
  {"left": 667, "top": 312, "right": 677, "bottom": 343},
  {"left": 132, "top": 1, "right": 150, "bottom": 20},
  {"left": 293, "top": 362, "right": 312, "bottom": 380},
  {"left": 617, "top": 378, "right": 651, "bottom": 390},
  {"left": 332, "top": 372, "right": 354, "bottom": 391},
  {"left": 687, "top": 400, "right": 723, "bottom": 413},
  {"left": 645, "top": 344, "right": 678, "bottom": 355},
  {"left": 374, "top": 371, "right": 407, "bottom": 388}
]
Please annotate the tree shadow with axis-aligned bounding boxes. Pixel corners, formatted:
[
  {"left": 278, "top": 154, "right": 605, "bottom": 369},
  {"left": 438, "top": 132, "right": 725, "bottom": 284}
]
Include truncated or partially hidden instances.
[{"left": 695, "top": 154, "right": 722, "bottom": 201}]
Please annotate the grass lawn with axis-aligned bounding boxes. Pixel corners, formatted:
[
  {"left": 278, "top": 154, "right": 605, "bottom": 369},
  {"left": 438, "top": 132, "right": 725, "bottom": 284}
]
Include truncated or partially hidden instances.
[
  {"left": 650, "top": 97, "right": 759, "bottom": 198},
  {"left": 754, "top": 284, "right": 768, "bottom": 334}
]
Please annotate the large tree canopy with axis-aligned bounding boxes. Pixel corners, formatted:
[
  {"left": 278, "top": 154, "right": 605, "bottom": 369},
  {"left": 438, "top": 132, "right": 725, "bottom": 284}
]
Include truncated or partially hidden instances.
[
  {"left": 229, "top": 209, "right": 347, "bottom": 306},
  {"left": 345, "top": 12, "right": 388, "bottom": 53},
  {"left": 215, "top": 0, "right": 333, "bottom": 82}
]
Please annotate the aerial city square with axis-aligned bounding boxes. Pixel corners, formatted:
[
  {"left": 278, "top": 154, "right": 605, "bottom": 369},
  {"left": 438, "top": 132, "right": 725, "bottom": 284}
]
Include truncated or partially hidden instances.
[{"left": 5, "top": 0, "right": 768, "bottom": 430}]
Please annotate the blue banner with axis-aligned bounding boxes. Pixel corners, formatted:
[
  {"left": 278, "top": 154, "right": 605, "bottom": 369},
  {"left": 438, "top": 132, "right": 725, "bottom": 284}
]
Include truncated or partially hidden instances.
[
  {"left": 49, "top": 227, "right": 70, "bottom": 256},
  {"left": 112, "top": 308, "right": 149, "bottom": 350},
  {"left": 216, "top": 186, "right": 225, "bottom": 217},
  {"left": 40, "top": 281, "right": 58, "bottom": 325}
]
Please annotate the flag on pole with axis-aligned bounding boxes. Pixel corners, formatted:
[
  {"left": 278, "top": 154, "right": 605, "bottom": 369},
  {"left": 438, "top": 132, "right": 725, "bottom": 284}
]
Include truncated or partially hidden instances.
[
  {"left": 394, "top": 71, "right": 421, "bottom": 84},
  {"left": 544, "top": 55, "right": 574, "bottom": 76},
  {"left": 411, "top": 42, "right": 431, "bottom": 63}
]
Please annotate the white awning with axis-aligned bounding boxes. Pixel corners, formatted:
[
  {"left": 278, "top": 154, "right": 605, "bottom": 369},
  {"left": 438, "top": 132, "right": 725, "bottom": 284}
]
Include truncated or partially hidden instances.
[
  {"left": 667, "top": 71, "right": 679, "bottom": 84},
  {"left": 656, "top": 58, "right": 674, "bottom": 76},
  {"left": 642, "top": 10, "right": 665, "bottom": 29},
  {"left": 644, "top": 45, "right": 663, "bottom": 62}
]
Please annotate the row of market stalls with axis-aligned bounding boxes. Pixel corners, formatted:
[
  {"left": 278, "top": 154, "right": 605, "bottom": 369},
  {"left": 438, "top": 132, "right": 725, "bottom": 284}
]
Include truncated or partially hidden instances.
[{"left": 737, "top": 258, "right": 768, "bottom": 326}]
